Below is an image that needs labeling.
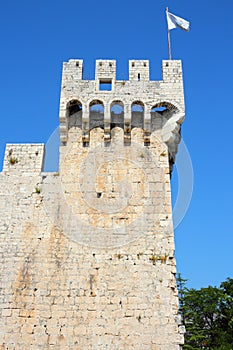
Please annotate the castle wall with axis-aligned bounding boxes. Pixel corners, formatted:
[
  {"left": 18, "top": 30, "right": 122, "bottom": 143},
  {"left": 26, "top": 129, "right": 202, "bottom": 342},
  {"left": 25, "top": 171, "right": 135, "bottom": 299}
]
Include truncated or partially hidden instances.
[{"left": 0, "top": 60, "right": 185, "bottom": 349}]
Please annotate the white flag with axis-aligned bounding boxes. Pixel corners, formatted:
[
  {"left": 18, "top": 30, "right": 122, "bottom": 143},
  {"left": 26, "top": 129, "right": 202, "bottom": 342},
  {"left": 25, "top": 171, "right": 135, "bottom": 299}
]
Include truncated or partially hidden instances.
[{"left": 166, "top": 11, "right": 190, "bottom": 31}]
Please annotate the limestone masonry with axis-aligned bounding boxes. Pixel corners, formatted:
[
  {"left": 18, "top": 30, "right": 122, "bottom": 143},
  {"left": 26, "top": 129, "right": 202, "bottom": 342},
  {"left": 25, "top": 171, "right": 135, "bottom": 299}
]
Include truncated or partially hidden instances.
[{"left": 0, "top": 59, "right": 185, "bottom": 349}]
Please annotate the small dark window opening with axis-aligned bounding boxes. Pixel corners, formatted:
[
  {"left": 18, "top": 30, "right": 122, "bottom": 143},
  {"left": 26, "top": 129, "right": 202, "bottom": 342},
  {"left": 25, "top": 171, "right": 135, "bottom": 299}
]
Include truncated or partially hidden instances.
[
  {"left": 144, "top": 140, "right": 150, "bottom": 147},
  {"left": 99, "top": 62, "right": 102, "bottom": 66},
  {"left": 76, "top": 61, "right": 79, "bottom": 67},
  {"left": 132, "top": 62, "right": 135, "bottom": 67},
  {"left": 144, "top": 62, "right": 147, "bottom": 67},
  {"left": 109, "top": 62, "right": 112, "bottom": 67},
  {"left": 97, "top": 192, "right": 102, "bottom": 198},
  {"left": 166, "top": 62, "right": 169, "bottom": 67},
  {"left": 99, "top": 79, "right": 112, "bottom": 91},
  {"left": 138, "top": 73, "right": 141, "bottom": 81}
]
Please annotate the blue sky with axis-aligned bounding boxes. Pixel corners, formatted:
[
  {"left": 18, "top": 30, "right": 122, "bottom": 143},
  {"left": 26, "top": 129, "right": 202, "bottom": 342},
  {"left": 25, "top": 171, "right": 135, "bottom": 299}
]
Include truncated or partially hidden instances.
[{"left": 0, "top": 0, "right": 232, "bottom": 289}]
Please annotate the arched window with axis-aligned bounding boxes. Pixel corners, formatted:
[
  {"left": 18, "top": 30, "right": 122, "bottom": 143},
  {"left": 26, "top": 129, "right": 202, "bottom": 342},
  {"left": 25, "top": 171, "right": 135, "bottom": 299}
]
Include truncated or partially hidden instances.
[
  {"left": 89, "top": 100, "right": 104, "bottom": 130},
  {"left": 150, "top": 102, "right": 178, "bottom": 131},
  {"left": 67, "top": 100, "right": 82, "bottom": 129},
  {"left": 110, "top": 101, "right": 124, "bottom": 128},
  {"left": 131, "top": 101, "right": 144, "bottom": 129}
]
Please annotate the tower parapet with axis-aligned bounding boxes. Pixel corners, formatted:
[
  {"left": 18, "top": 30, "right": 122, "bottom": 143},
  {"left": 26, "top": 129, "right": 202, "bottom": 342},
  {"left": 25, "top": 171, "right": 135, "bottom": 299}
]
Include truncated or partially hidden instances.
[
  {"left": 2, "top": 144, "right": 45, "bottom": 174},
  {"left": 59, "top": 59, "right": 184, "bottom": 168}
]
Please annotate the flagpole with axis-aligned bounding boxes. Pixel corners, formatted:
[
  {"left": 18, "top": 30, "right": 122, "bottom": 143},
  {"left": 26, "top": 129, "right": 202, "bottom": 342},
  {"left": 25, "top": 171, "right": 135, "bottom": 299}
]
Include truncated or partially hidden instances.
[{"left": 166, "top": 7, "right": 172, "bottom": 60}]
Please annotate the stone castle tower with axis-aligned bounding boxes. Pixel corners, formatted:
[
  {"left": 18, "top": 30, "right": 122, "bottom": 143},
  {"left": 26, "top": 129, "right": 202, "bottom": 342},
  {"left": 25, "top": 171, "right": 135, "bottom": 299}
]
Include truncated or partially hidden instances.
[{"left": 0, "top": 59, "right": 185, "bottom": 349}]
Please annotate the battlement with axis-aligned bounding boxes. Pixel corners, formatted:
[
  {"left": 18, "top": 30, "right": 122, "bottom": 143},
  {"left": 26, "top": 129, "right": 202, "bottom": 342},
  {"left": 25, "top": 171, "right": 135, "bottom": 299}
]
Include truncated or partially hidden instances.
[
  {"left": 95, "top": 59, "right": 116, "bottom": 83},
  {"left": 62, "top": 58, "right": 182, "bottom": 83},
  {"left": 2, "top": 144, "right": 45, "bottom": 174},
  {"left": 129, "top": 60, "right": 150, "bottom": 81}
]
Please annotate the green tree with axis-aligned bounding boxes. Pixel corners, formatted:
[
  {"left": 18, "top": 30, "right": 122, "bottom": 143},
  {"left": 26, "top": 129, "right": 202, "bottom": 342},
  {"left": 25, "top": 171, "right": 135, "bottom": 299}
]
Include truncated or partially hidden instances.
[
  {"left": 176, "top": 275, "right": 233, "bottom": 350},
  {"left": 176, "top": 272, "right": 188, "bottom": 326},
  {"left": 218, "top": 278, "right": 233, "bottom": 347}
]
